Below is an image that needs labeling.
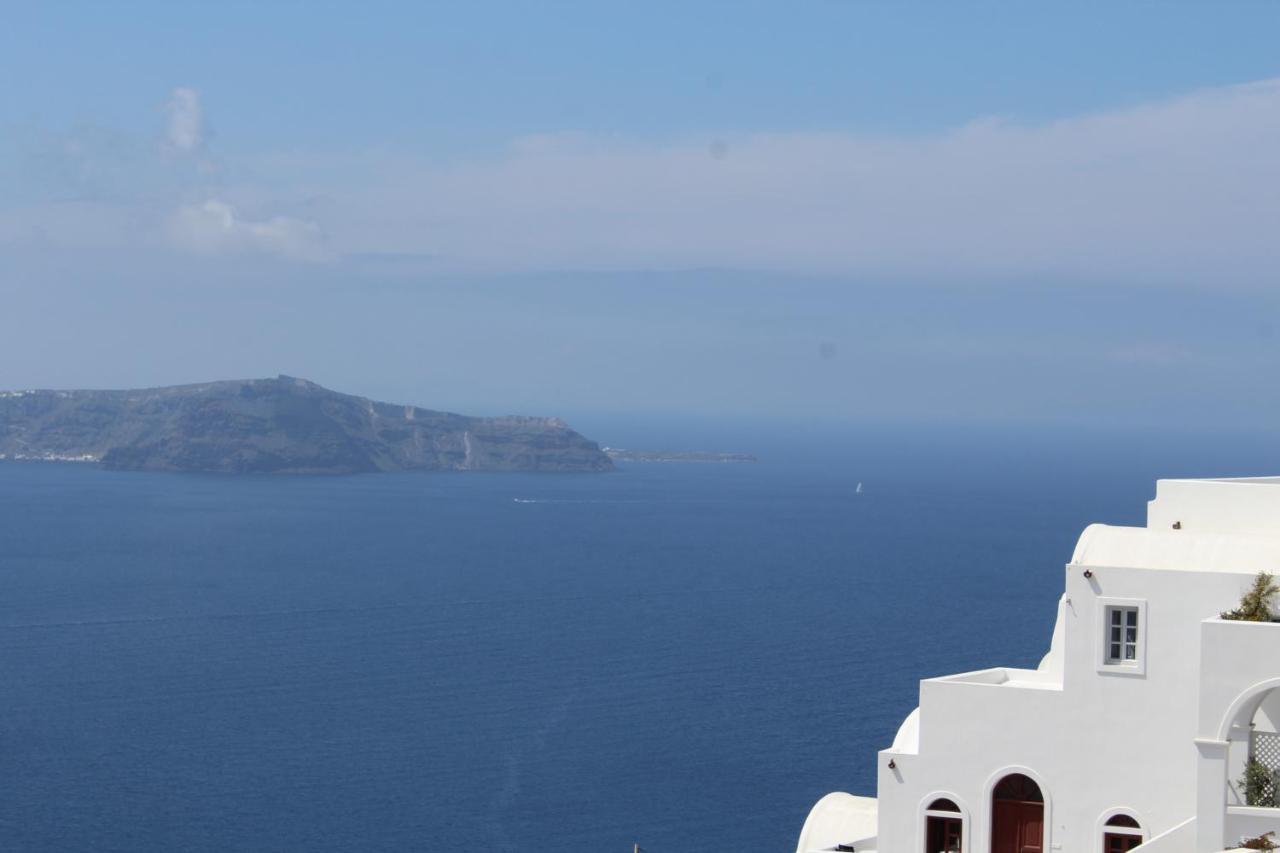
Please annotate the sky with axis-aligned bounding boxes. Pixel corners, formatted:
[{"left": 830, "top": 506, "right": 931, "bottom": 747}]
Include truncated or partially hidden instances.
[{"left": 3, "top": 2, "right": 1280, "bottom": 430}]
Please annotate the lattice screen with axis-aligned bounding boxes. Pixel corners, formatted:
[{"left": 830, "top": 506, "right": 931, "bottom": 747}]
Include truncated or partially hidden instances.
[
  {"left": 1250, "top": 731, "right": 1280, "bottom": 805},
  {"left": 1254, "top": 732, "right": 1280, "bottom": 768}
]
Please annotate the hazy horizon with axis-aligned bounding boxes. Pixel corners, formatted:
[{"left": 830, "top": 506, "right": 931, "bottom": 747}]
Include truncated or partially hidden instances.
[{"left": 5, "top": 3, "right": 1280, "bottom": 429}]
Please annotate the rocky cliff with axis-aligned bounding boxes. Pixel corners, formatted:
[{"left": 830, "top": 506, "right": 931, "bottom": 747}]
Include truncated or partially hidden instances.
[{"left": 0, "top": 376, "right": 613, "bottom": 474}]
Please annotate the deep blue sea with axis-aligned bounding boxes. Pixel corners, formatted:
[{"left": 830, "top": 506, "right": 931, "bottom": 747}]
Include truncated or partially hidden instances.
[{"left": 1, "top": 421, "right": 1278, "bottom": 853}]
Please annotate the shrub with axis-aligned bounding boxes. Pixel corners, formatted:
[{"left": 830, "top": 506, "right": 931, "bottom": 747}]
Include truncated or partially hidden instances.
[
  {"left": 1222, "top": 572, "right": 1279, "bottom": 622},
  {"left": 1241, "top": 758, "right": 1276, "bottom": 808}
]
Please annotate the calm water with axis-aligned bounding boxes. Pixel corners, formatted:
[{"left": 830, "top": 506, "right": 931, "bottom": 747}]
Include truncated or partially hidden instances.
[{"left": 1, "top": 421, "right": 1277, "bottom": 852}]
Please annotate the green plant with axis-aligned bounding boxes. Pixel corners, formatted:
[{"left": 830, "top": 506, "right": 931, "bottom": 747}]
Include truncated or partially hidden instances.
[
  {"left": 1241, "top": 758, "right": 1276, "bottom": 808},
  {"left": 1222, "top": 572, "right": 1280, "bottom": 622}
]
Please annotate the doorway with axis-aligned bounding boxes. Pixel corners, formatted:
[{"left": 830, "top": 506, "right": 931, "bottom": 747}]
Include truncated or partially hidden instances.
[{"left": 990, "top": 774, "right": 1044, "bottom": 853}]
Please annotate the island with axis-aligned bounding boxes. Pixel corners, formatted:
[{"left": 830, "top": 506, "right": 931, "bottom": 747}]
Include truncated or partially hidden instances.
[
  {"left": 0, "top": 376, "right": 613, "bottom": 475},
  {"left": 603, "top": 448, "right": 757, "bottom": 463}
]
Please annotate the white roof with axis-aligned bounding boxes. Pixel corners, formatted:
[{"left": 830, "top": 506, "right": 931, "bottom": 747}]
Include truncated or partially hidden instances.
[
  {"left": 795, "top": 792, "right": 878, "bottom": 853},
  {"left": 1071, "top": 523, "right": 1280, "bottom": 574}
]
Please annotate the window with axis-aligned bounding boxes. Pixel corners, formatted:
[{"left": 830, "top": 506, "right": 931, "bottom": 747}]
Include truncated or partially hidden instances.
[
  {"left": 927, "top": 815, "right": 962, "bottom": 853},
  {"left": 1103, "top": 833, "right": 1141, "bottom": 853},
  {"left": 1103, "top": 814, "right": 1142, "bottom": 853},
  {"left": 925, "top": 798, "right": 963, "bottom": 853},
  {"left": 1106, "top": 607, "right": 1139, "bottom": 663},
  {"left": 1096, "top": 598, "right": 1147, "bottom": 675}
]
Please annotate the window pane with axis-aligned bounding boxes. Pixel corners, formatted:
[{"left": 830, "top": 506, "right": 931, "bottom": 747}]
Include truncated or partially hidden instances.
[{"left": 1104, "top": 607, "right": 1141, "bottom": 665}]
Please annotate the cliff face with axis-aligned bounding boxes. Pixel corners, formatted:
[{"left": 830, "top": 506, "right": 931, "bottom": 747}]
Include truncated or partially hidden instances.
[{"left": 0, "top": 376, "right": 613, "bottom": 474}]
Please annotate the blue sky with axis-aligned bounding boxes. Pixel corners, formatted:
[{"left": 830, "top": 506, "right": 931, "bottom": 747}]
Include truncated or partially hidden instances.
[
  {"left": 7, "top": 2, "right": 1280, "bottom": 145},
  {"left": 3, "top": 3, "right": 1280, "bottom": 428}
]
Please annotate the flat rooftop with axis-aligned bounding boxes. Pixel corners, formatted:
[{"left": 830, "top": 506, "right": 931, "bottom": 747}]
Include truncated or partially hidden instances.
[{"left": 1149, "top": 477, "right": 1280, "bottom": 536}]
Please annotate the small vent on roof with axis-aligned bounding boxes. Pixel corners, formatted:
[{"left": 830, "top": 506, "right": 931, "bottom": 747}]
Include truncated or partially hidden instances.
[{"left": 1172, "top": 521, "right": 1182, "bottom": 529}]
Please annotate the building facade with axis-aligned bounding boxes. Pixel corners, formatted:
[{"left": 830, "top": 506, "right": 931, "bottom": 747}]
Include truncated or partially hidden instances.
[{"left": 797, "top": 477, "right": 1280, "bottom": 853}]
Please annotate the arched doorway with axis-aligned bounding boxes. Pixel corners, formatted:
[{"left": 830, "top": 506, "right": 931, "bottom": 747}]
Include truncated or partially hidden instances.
[
  {"left": 1224, "top": 686, "right": 1280, "bottom": 807},
  {"left": 991, "top": 773, "right": 1043, "bottom": 853}
]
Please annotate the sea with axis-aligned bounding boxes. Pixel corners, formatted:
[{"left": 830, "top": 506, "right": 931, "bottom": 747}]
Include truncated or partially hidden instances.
[{"left": 0, "top": 419, "right": 1276, "bottom": 853}]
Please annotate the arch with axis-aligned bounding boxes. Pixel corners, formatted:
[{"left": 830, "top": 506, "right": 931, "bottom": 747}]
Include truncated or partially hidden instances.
[
  {"left": 985, "top": 768, "right": 1049, "bottom": 853},
  {"left": 1216, "top": 676, "right": 1280, "bottom": 741},
  {"left": 1095, "top": 808, "right": 1145, "bottom": 853},
  {"left": 918, "top": 792, "right": 970, "bottom": 853},
  {"left": 983, "top": 766, "right": 1051, "bottom": 802},
  {"left": 1105, "top": 814, "right": 1139, "bottom": 829},
  {"left": 993, "top": 774, "right": 1043, "bottom": 803}
]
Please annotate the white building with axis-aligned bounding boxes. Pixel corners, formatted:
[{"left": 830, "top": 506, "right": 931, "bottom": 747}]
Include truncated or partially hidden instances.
[{"left": 797, "top": 477, "right": 1280, "bottom": 853}]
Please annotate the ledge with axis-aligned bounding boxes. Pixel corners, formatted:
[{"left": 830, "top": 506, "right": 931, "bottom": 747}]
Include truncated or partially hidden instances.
[
  {"left": 925, "top": 667, "right": 1062, "bottom": 691},
  {"left": 1227, "top": 805, "right": 1280, "bottom": 817}
]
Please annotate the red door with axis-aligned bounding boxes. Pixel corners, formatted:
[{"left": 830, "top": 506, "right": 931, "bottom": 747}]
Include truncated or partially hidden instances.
[{"left": 991, "top": 801, "right": 1043, "bottom": 853}]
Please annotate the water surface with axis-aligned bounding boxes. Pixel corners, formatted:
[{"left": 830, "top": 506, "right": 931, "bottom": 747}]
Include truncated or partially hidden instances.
[{"left": 1, "top": 422, "right": 1274, "bottom": 851}]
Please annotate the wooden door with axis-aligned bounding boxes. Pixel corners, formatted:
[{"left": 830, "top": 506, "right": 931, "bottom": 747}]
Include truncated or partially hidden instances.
[{"left": 991, "top": 801, "right": 1043, "bottom": 853}]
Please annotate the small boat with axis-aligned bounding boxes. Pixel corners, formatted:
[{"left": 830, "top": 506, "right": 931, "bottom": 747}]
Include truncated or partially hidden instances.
[{"left": 856, "top": 482, "right": 863, "bottom": 494}]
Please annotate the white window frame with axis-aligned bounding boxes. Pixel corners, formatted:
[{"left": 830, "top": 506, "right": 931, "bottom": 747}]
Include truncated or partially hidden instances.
[
  {"left": 1106, "top": 607, "right": 1140, "bottom": 664},
  {"left": 1096, "top": 597, "right": 1147, "bottom": 676},
  {"left": 1096, "top": 809, "right": 1146, "bottom": 853}
]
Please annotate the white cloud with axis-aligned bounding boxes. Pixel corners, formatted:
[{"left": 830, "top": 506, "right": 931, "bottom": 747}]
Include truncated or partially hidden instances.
[
  {"left": 306, "top": 78, "right": 1280, "bottom": 283},
  {"left": 7, "top": 78, "right": 1280, "bottom": 280},
  {"left": 168, "top": 199, "right": 329, "bottom": 262},
  {"left": 165, "top": 87, "right": 206, "bottom": 153}
]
